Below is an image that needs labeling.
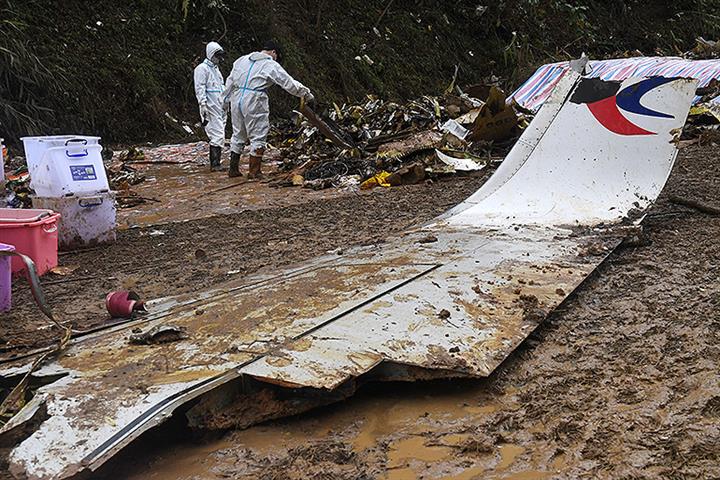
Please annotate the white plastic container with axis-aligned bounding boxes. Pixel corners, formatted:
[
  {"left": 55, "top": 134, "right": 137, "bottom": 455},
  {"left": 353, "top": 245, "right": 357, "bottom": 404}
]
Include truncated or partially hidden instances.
[
  {"left": 21, "top": 135, "right": 109, "bottom": 197},
  {"left": 33, "top": 191, "right": 116, "bottom": 250}
]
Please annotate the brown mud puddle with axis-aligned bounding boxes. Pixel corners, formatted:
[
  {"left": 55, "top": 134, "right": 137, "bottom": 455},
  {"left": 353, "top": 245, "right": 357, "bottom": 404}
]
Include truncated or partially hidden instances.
[
  {"left": 107, "top": 381, "right": 561, "bottom": 480},
  {"left": 119, "top": 162, "right": 348, "bottom": 228}
]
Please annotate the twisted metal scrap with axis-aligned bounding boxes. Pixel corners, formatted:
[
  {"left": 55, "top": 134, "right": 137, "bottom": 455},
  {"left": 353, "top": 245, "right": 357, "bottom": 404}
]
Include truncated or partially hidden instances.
[{"left": 0, "top": 252, "right": 69, "bottom": 423}]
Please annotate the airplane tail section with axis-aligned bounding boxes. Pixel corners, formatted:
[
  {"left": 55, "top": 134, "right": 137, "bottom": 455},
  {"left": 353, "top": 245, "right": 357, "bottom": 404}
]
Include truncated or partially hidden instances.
[{"left": 445, "top": 64, "right": 697, "bottom": 226}]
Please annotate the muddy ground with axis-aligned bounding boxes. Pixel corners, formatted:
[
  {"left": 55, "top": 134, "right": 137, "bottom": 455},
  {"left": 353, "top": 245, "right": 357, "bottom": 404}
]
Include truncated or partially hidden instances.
[
  {"left": 2, "top": 140, "right": 720, "bottom": 479},
  {"left": 0, "top": 171, "right": 488, "bottom": 359}
]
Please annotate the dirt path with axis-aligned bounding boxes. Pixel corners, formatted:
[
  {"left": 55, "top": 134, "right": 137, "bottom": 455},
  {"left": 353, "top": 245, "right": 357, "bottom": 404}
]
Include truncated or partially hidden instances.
[{"left": 86, "top": 141, "right": 720, "bottom": 480}]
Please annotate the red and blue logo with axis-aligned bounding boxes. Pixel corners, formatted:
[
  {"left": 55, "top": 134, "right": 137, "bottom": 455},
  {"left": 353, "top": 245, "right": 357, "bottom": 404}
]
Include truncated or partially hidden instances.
[{"left": 570, "top": 77, "right": 677, "bottom": 135}]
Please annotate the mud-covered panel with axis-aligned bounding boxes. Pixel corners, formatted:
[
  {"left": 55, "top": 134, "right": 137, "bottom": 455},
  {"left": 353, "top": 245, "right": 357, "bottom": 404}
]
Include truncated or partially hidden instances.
[
  {"left": 4, "top": 261, "right": 434, "bottom": 480},
  {"left": 242, "top": 228, "right": 615, "bottom": 389}
]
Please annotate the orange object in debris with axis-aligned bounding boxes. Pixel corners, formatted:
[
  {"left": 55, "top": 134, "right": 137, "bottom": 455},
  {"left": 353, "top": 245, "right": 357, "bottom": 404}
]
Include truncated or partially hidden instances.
[{"left": 469, "top": 86, "right": 518, "bottom": 142}]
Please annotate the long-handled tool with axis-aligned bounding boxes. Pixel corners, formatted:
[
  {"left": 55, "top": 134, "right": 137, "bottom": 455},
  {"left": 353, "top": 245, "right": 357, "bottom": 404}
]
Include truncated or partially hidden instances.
[{"left": 298, "top": 97, "right": 357, "bottom": 151}]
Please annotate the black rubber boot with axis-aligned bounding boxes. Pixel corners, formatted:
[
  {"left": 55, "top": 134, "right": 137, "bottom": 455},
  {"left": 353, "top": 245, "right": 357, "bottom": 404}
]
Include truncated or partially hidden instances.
[
  {"left": 228, "top": 151, "right": 242, "bottom": 178},
  {"left": 209, "top": 146, "right": 225, "bottom": 171}
]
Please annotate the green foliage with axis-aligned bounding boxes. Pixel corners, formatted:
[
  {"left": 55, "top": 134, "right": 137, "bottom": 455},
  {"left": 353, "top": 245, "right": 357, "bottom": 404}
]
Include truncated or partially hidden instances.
[
  {"left": 180, "top": 0, "right": 228, "bottom": 21},
  {"left": 181, "top": 0, "right": 190, "bottom": 21},
  {"left": 0, "top": 13, "right": 65, "bottom": 136},
  {"left": 1, "top": 0, "right": 720, "bottom": 146}
]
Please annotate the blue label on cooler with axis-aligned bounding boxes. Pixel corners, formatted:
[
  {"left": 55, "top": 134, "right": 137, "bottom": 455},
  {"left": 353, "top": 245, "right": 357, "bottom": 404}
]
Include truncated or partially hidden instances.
[{"left": 70, "top": 165, "right": 97, "bottom": 181}]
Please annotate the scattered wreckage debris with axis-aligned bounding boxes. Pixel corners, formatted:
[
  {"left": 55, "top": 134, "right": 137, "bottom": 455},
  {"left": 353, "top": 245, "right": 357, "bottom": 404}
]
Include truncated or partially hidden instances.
[
  {"left": 0, "top": 62, "right": 697, "bottom": 479},
  {"left": 434, "top": 150, "right": 485, "bottom": 172},
  {"left": 129, "top": 324, "right": 188, "bottom": 345},
  {"left": 271, "top": 86, "right": 522, "bottom": 191},
  {"left": 465, "top": 86, "right": 519, "bottom": 142},
  {"left": 105, "top": 143, "right": 211, "bottom": 208},
  {"left": 684, "top": 109, "right": 720, "bottom": 133},
  {"left": 0, "top": 252, "right": 69, "bottom": 433},
  {"left": 298, "top": 101, "right": 357, "bottom": 150},
  {"left": 1, "top": 166, "right": 32, "bottom": 209},
  {"left": 107, "top": 160, "right": 148, "bottom": 208},
  {"left": 687, "top": 37, "right": 720, "bottom": 59}
]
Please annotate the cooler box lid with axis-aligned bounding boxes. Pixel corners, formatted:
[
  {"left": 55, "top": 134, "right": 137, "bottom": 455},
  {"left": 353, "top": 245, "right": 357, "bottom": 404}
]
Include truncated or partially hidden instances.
[{"left": 0, "top": 208, "right": 54, "bottom": 224}]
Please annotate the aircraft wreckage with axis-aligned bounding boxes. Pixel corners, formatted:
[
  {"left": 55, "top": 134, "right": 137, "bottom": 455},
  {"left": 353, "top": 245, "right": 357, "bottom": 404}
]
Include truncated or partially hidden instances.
[{"left": 0, "top": 59, "right": 697, "bottom": 479}]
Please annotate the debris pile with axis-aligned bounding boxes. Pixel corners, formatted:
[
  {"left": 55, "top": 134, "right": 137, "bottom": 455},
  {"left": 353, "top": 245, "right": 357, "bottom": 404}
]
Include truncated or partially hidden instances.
[
  {"left": 682, "top": 79, "right": 720, "bottom": 142},
  {"left": 1, "top": 157, "right": 32, "bottom": 208},
  {"left": 140, "top": 142, "right": 209, "bottom": 164},
  {"left": 108, "top": 148, "right": 146, "bottom": 188},
  {"left": 268, "top": 86, "right": 525, "bottom": 190},
  {"left": 686, "top": 37, "right": 720, "bottom": 60},
  {"left": 105, "top": 147, "right": 148, "bottom": 208}
]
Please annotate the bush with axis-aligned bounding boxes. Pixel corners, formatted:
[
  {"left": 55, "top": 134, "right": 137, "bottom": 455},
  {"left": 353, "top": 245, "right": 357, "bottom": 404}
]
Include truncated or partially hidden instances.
[{"left": 1, "top": 0, "right": 719, "bottom": 146}]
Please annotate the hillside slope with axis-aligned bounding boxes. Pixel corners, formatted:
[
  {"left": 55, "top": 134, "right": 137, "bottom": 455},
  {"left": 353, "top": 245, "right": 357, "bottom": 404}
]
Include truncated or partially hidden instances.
[{"left": 1, "top": 0, "right": 718, "bottom": 145}]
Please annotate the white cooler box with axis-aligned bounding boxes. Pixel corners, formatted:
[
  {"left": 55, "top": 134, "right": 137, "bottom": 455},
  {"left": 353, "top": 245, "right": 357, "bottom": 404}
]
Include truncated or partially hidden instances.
[
  {"left": 22, "top": 135, "right": 109, "bottom": 197},
  {"left": 33, "top": 191, "right": 116, "bottom": 250}
]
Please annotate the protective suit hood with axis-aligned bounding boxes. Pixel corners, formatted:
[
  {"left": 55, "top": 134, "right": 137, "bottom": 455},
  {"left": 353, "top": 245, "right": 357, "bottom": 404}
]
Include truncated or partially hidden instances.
[
  {"left": 249, "top": 51, "right": 272, "bottom": 62},
  {"left": 206, "top": 42, "right": 224, "bottom": 61}
]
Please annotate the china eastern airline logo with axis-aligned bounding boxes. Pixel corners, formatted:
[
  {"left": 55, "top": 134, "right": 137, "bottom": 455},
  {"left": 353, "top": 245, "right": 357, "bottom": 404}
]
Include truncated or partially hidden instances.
[{"left": 569, "top": 77, "right": 677, "bottom": 135}]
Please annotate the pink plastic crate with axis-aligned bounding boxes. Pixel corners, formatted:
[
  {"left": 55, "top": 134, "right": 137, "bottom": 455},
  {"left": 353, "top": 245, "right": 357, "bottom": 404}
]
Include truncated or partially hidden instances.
[
  {"left": 0, "top": 242, "right": 13, "bottom": 312},
  {"left": 0, "top": 209, "right": 61, "bottom": 276}
]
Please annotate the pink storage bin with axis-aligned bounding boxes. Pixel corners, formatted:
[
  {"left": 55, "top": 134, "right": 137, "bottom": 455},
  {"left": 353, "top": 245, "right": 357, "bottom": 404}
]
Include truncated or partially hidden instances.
[
  {"left": 0, "top": 209, "right": 61, "bottom": 276},
  {"left": 0, "top": 242, "right": 13, "bottom": 311}
]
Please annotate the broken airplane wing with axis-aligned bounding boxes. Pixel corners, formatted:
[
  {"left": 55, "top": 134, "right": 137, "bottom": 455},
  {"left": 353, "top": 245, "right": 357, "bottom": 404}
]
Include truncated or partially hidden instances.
[{"left": 0, "top": 63, "right": 697, "bottom": 479}]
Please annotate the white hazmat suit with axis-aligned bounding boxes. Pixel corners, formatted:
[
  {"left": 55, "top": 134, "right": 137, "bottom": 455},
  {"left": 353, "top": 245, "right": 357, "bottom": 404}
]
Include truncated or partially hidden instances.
[
  {"left": 193, "top": 42, "right": 226, "bottom": 147},
  {"left": 222, "top": 52, "right": 312, "bottom": 155}
]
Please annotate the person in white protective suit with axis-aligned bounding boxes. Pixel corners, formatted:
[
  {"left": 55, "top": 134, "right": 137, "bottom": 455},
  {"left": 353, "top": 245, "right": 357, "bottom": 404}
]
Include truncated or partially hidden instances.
[
  {"left": 222, "top": 41, "right": 314, "bottom": 178},
  {"left": 193, "top": 41, "right": 227, "bottom": 171}
]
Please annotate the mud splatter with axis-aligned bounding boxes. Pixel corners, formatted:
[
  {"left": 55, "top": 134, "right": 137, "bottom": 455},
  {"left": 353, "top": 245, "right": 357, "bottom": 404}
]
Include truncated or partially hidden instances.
[{"left": 16, "top": 143, "right": 720, "bottom": 480}]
